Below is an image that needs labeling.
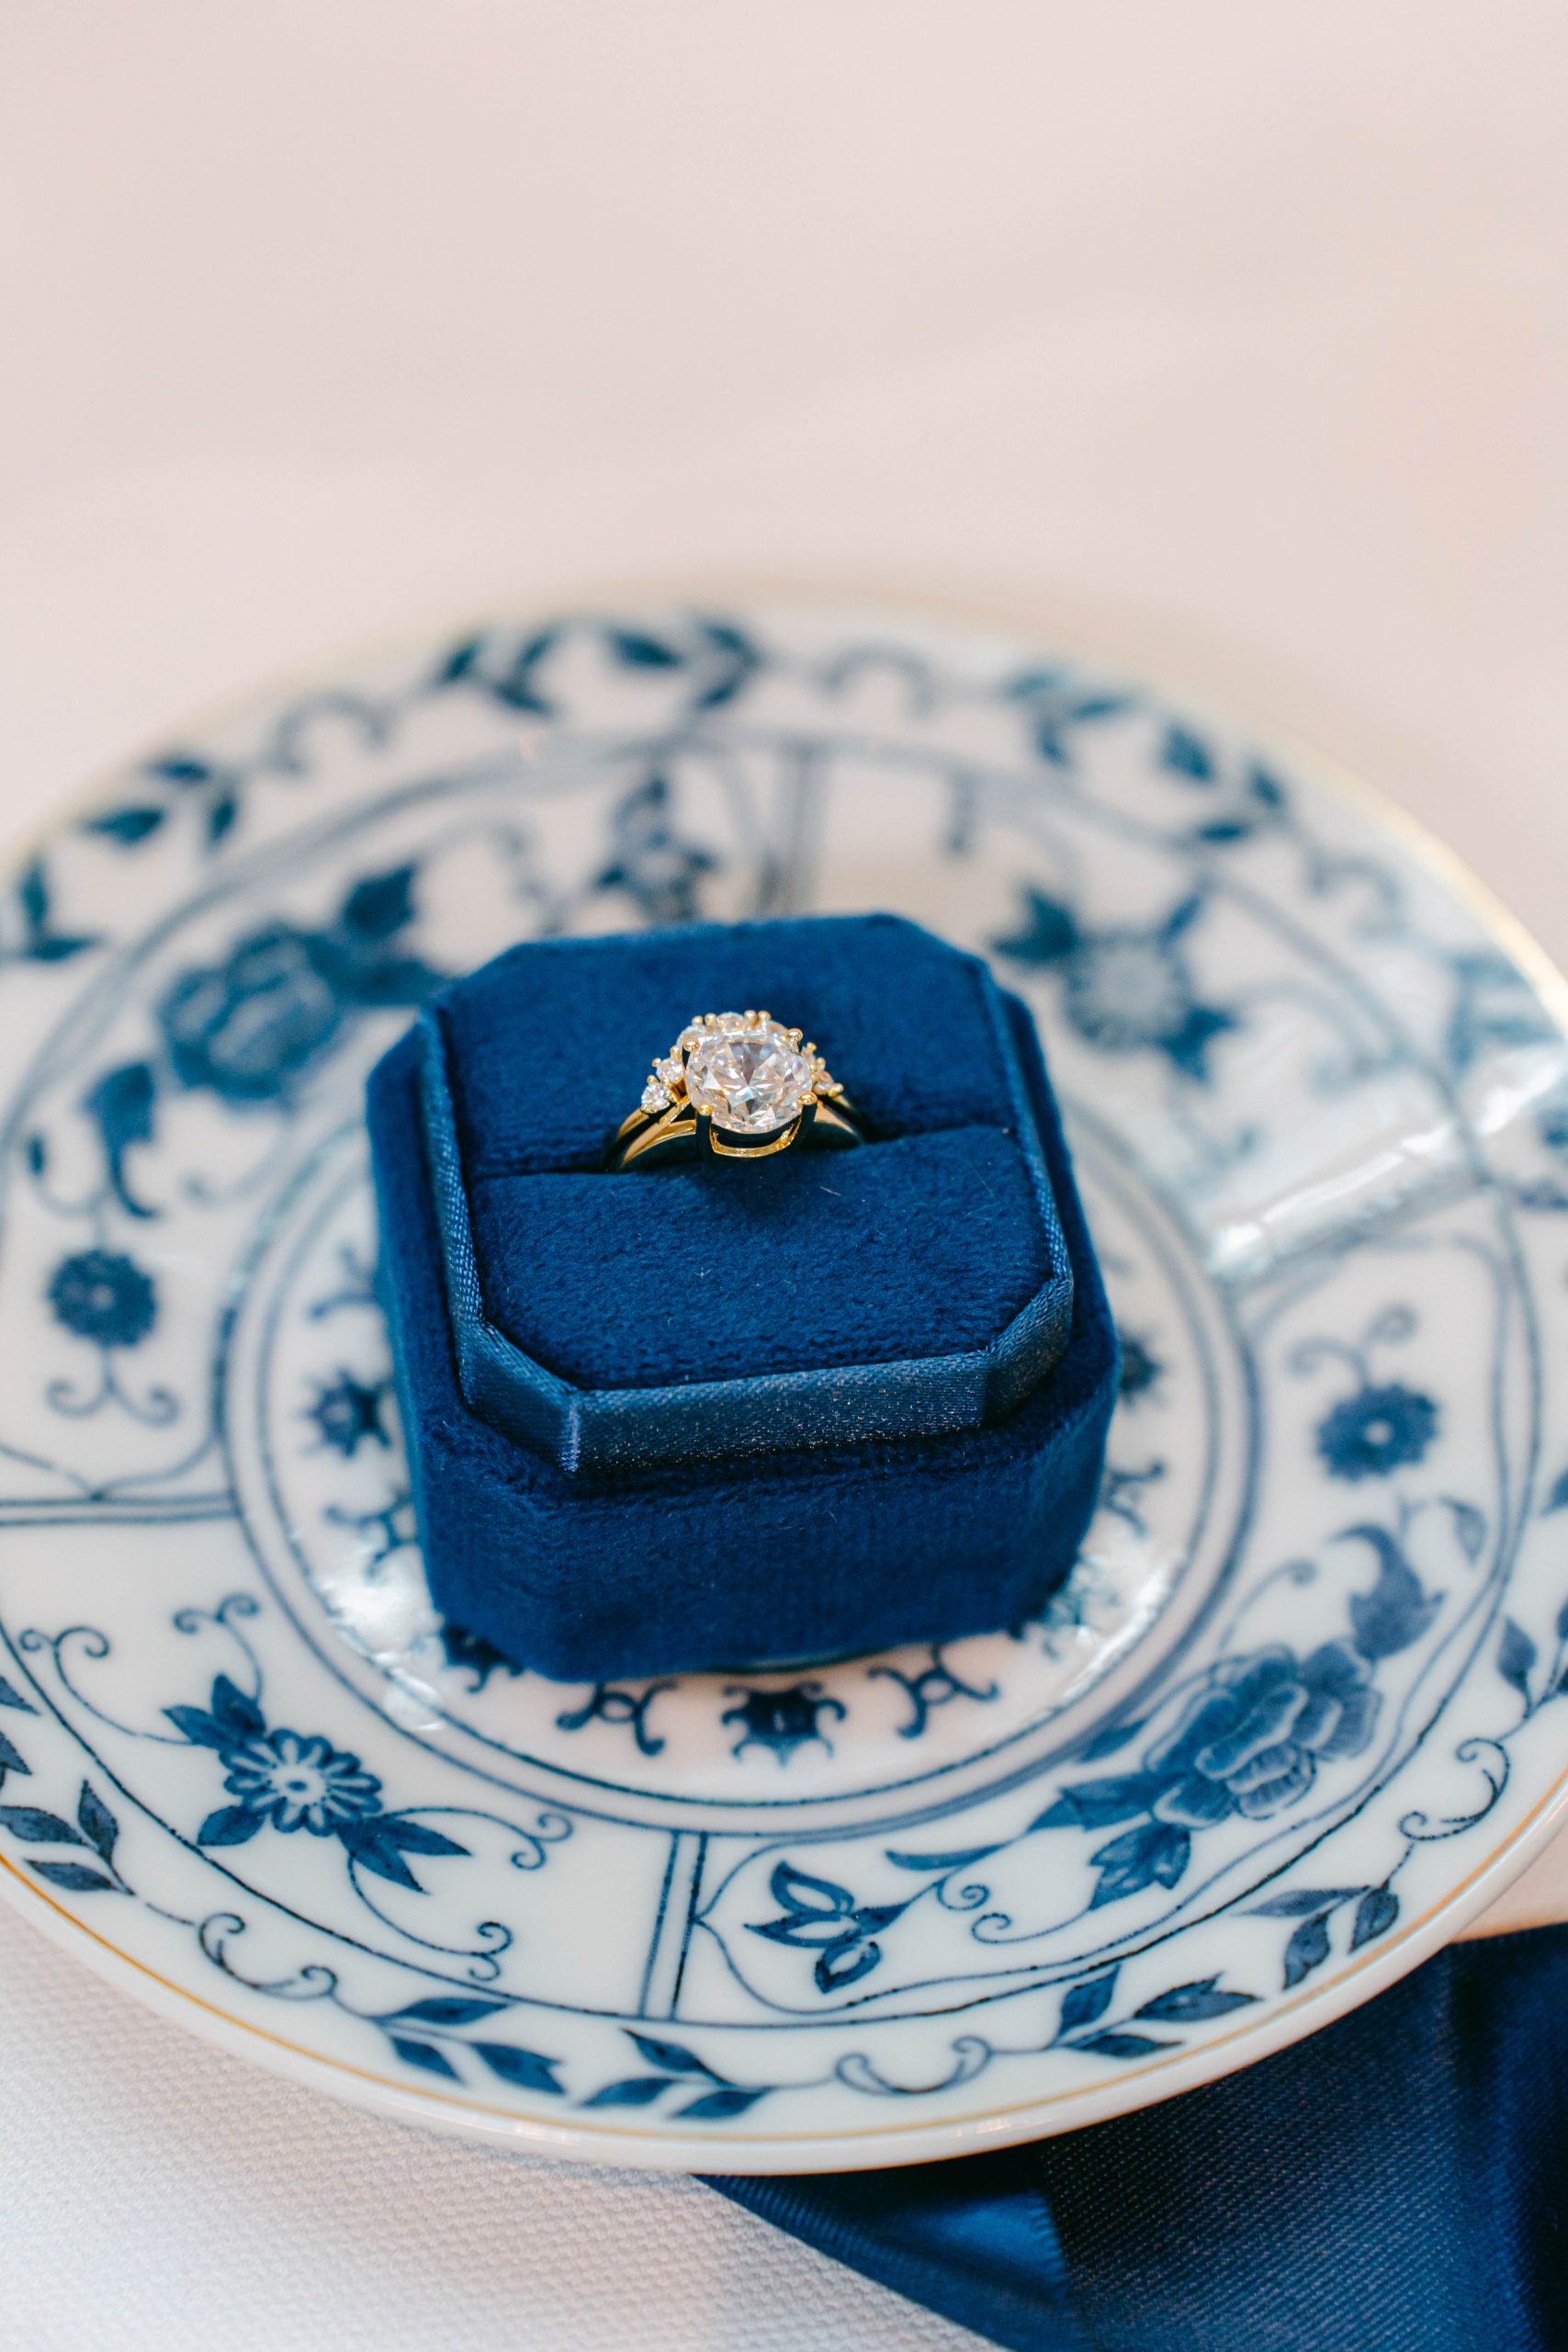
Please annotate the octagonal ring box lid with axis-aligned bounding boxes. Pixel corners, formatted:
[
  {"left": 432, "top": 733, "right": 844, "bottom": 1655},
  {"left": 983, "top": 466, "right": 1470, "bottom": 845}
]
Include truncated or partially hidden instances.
[
  {"left": 367, "top": 912, "right": 1120, "bottom": 1678},
  {"left": 417, "top": 914, "right": 1072, "bottom": 1470}
]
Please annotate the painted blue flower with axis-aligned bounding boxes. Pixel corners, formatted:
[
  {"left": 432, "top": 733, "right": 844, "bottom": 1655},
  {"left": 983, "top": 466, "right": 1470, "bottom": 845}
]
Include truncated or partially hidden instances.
[
  {"left": 157, "top": 868, "right": 439, "bottom": 1106},
  {"left": 1041, "top": 1636, "right": 1387, "bottom": 1908},
  {"left": 304, "top": 1372, "right": 389, "bottom": 1458},
  {"left": 993, "top": 891, "right": 1237, "bottom": 1080},
  {"left": 220, "top": 1729, "right": 383, "bottom": 1835},
  {"left": 1316, "top": 1383, "right": 1438, "bottom": 1482},
  {"left": 159, "top": 924, "right": 345, "bottom": 1103},
  {"left": 721, "top": 1682, "right": 847, "bottom": 1765},
  {"left": 46, "top": 1249, "right": 156, "bottom": 1348},
  {"left": 1117, "top": 1330, "right": 1162, "bottom": 1405},
  {"left": 1145, "top": 1642, "right": 1380, "bottom": 1826},
  {"left": 596, "top": 775, "right": 716, "bottom": 925}
]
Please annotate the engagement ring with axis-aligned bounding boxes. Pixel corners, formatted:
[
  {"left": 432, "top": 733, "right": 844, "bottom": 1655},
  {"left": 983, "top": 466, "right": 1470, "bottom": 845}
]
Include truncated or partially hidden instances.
[{"left": 604, "top": 1011, "right": 867, "bottom": 1170}]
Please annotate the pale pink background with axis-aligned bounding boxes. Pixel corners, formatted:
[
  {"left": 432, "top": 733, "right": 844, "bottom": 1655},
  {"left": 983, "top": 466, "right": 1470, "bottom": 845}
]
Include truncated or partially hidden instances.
[{"left": 1, "top": 6, "right": 1565, "bottom": 2346}]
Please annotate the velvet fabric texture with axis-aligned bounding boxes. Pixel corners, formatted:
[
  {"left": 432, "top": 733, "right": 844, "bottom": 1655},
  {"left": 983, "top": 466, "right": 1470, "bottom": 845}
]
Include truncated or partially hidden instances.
[
  {"left": 710, "top": 1925, "right": 1568, "bottom": 2352},
  {"left": 418, "top": 915, "right": 1076, "bottom": 1470},
  {"left": 368, "top": 915, "right": 1119, "bottom": 1679}
]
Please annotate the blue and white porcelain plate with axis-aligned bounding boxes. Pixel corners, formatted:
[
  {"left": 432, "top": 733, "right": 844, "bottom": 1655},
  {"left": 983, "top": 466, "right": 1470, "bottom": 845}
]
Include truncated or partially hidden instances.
[{"left": 4, "top": 594, "right": 1568, "bottom": 2172}]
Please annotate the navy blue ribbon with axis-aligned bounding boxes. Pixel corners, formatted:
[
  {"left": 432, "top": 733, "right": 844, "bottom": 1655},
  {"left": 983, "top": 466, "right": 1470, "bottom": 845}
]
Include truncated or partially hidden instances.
[{"left": 710, "top": 1924, "right": 1568, "bottom": 2351}]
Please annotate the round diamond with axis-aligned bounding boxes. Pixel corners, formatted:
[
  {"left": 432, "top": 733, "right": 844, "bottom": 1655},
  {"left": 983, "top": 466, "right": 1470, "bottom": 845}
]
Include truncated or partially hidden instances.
[
  {"left": 641, "top": 1080, "right": 671, "bottom": 1113},
  {"left": 684, "top": 1022, "right": 813, "bottom": 1136}
]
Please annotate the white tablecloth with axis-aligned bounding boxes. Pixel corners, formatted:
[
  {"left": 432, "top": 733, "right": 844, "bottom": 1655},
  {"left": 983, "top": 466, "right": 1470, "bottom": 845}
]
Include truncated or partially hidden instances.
[{"left": 2, "top": 5, "right": 1565, "bottom": 2345}]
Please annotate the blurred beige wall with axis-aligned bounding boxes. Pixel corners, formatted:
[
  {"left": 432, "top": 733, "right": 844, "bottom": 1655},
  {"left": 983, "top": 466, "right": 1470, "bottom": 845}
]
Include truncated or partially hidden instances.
[{"left": 1, "top": 3, "right": 1562, "bottom": 953}]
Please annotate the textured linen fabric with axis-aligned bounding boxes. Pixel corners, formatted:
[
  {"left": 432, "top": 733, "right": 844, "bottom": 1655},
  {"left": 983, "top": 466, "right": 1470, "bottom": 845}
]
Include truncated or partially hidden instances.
[
  {"left": 368, "top": 925, "right": 1118, "bottom": 1678},
  {"left": 714, "top": 1923, "right": 1568, "bottom": 2352},
  {"left": 0, "top": 1903, "right": 982, "bottom": 2352}
]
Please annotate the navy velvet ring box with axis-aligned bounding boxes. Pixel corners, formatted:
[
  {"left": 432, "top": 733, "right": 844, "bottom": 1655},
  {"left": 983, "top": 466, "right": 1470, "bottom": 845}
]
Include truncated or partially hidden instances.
[{"left": 367, "top": 914, "right": 1118, "bottom": 1679}]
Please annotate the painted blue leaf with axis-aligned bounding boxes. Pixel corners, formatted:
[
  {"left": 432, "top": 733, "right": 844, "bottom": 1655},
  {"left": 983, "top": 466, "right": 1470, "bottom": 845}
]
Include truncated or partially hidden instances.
[
  {"left": 1067, "top": 693, "right": 1130, "bottom": 724},
  {"left": 1066, "top": 2031, "right": 1177, "bottom": 2060},
  {"left": 28, "top": 934, "right": 96, "bottom": 962},
  {"left": 768, "top": 1860, "right": 854, "bottom": 1918},
  {"left": 1345, "top": 1528, "right": 1442, "bottom": 1660},
  {"left": 1134, "top": 1980, "right": 1258, "bottom": 2022},
  {"left": 1076, "top": 1719, "right": 1146, "bottom": 1762},
  {"left": 205, "top": 792, "right": 239, "bottom": 849},
  {"left": 1059, "top": 1971, "right": 1119, "bottom": 2034},
  {"left": 0, "top": 1727, "right": 27, "bottom": 1775},
  {"left": 1556, "top": 1596, "right": 1568, "bottom": 1643},
  {"left": 31, "top": 1860, "right": 117, "bottom": 1893},
  {"left": 1445, "top": 1498, "right": 1487, "bottom": 1562},
  {"left": 628, "top": 2033, "right": 717, "bottom": 2078},
  {"left": 434, "top": 635, "right": 485, "bottom": 684},
  {"left": 389, "top": 2036, "right": 460, "bottom": 2079},
  {"left": 691, "top": 620, "right": 760, "bottom": 707},
  {"left": 697, "top": 620, "right": 756, "bottom": 661},
  {"left": 815, "top": 1938, "right": 885, "bottom": 1993},
  {"left": 607, "top": 629, "right": 682, "bottom": 669},
  {"left": 164, "top": 1705, "right": 234, "bottom": 1749},
  {"left": 1350, "top": 1887, "right": 1400, "bottom": 1949},
  {"left": 87, "top": 806, "right": 165, "bottom": 845},
  {"left": 1032, "top": 1772, "right": 1161, "bottom": 1832},
  {"left": 389, "top": 1996, "right": 507, "bottom": 2028},
  {"left": 18, "top": 860, "right": 49, "bottom": 929},
  {"left": 752, "top": 1911, "right": 862, "bottom": 1951},
  {"left": 1194, "top": 820, "right": 1252, "bottom": 844},
  {"left": 76, "top": 1782, "right": 118, "bottom": 1862},
  {"left": 1089, "top": 1820, "right": 1190, "bottom": 1907},
  {"left": 340, "top": 865, "right": 416, "bottom": 942},
  {"left": 884, "top": 1845, "right": 999, "bottom": 1874},
  {"left": 1543, "top": 1467, "right": 1568, "bottom": 1516},
  {"left": 1497, "top": 1618, "right": 1537, "bottom": 1700},
  {"left": 197, "top": 1804, "right": 264, "bottom": 1848},
  {"left": 491, "top": 634, "right": 555, "bottom": 712},
  {"left": 0, "top": 1806, "right": 84, "bottom": 1845},
  {"left": 1248, "top": 1888, "right": 1360, "bottom": 1917},
  {"left": 852, "top": 1901, "right": 906, "bottom": 1936},
  {"left": 380, "top": 1818, "right": 468, "bottom": 1858},
  {"left": 471, "top": 2043, "right": 565, "bottom": 2094},
  {"left": 1003, "top": 666, "right": 1066, "bottom": 699},
  {"left": 209, "top": 1675, "right": 265, "bottom": 1738},
  {"left": 1249, "top": 766, "right": 1286, "bottom": 808},
  {"left": 1162, "top": 726, "right": 1214, "bottom": 781},
  {"left": 84, "top": 1062, "right": 157, "bottom": 1217},
  {"left": 340, "top": 1827, "right": 422, "bottom": 1891},
  {"left": 993, "top": 891, "right": 1079, "bottom": 970},
  {"left": 23, "top": 1133, "right": 43, "bottom": 1176},
  {"left": 0, "top": 1672, "right": 35, "bottom": 1713},
  {"left": 147, "top": 755, "right": 214, "bottom": 786},
  {"left": 582, "top": 2075, "right": 671, "bottom": 2109},
  {"left": 677, "top": 2086, "right": 768, "bottom": 2120},
  {"left": 1283, "top": 1914, "right": 1333, "bottom": 1987}
]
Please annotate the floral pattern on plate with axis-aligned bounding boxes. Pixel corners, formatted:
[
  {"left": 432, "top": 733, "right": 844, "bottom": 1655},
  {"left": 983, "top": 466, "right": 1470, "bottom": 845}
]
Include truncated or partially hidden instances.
[{"left": 1, "top": 598, "right": 1567, "bottom": 2169}]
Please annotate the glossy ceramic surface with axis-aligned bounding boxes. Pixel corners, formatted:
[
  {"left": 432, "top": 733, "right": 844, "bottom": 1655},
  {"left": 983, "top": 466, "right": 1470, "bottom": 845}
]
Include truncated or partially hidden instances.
[{"left": 3, "top": 597, "right": 1567, "bottom": 2170}]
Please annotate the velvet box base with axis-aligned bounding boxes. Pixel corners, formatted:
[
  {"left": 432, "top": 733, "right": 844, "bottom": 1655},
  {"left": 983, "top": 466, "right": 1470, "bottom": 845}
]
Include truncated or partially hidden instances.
[{"left": 367, "top": 918, "right": 1118, "bottom": 1679}]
